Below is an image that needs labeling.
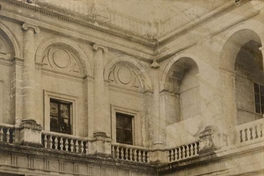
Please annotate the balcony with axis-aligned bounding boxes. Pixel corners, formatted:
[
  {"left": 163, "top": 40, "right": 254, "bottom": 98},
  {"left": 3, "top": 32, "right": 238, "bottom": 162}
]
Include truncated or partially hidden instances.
[{"left": 0, "top": 119, "right": 263, "bottom": 176}]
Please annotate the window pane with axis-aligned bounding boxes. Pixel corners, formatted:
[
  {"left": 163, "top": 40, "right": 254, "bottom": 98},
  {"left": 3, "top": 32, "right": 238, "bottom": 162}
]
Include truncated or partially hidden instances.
[
  {"left": 255, "top": 104, "right": 261, "bottom": 113},
  {"left": 261, "top": 85, "right": 264, "bottom": 95},
  {"left": 60, "top": 104, "right": 69, "bottom": 118},
  {"left": 261, "top": 105, "right": 264, "bottom": 114},
  {"left": 116, "top": 128, "right": 124, "bottom": 143},
  {"left": 255, "top": 94, "right": 260, "bottom": 104},
  {"left": 254, "top": 83, "right": 259, "bottom": 93},
  {"left": 50, "top": 102, "right": 58, "bottom": 116},
  {"left": 50, "top": 116, "right": 59, "bottom": 131}
]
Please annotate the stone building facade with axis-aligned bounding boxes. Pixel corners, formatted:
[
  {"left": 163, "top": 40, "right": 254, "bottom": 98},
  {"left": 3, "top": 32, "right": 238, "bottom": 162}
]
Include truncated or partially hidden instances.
[{"left": 0, "top": 0, "right": 263, "bottom": 175}]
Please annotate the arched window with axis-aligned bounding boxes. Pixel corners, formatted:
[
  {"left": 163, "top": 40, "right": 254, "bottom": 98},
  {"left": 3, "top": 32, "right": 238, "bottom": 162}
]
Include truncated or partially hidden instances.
[{"left": 235, "top": 40, "right": 263, "bottom": 124}]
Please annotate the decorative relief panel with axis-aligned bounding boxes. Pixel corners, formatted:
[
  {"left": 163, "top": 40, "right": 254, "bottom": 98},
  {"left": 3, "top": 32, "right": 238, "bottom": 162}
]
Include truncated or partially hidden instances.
[
  {"left": 41, "top": 46, "right": 82, "bottom": 76},
  {"left": 108, "top": 63, "right": 143, "bottom": 90}
]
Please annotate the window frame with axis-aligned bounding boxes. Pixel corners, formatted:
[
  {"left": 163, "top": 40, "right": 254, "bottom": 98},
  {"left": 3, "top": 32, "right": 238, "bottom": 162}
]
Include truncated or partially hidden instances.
[
  {"left": 111, "top": 105, "right": 141, "bottom": 146},
  {"left": 50, "top": 98, "right": 72, "bottom": 134},
  {"left": 44, "top": 90, "right": 77, "bottom": 135}
]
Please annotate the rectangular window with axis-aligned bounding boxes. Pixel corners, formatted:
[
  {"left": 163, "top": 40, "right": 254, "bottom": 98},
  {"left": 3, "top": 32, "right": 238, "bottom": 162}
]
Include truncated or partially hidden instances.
[
  {"left": 116, "top": 112, "right": 133, "bottom": 145},
  {"left": 50, "top": 99, "right": 72, "bottom": 134},
  {"left": 254, "top": 83, "right": 264, "bottom": 114}
]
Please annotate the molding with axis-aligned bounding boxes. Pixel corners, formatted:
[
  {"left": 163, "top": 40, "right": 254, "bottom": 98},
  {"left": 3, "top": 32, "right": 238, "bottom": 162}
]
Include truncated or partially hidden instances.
[
  {"left": 211, "top": 10, "right": 261, "bottom": 37},
  {"left": 41, "top": 69, "right": 86, "bottom": 84}
]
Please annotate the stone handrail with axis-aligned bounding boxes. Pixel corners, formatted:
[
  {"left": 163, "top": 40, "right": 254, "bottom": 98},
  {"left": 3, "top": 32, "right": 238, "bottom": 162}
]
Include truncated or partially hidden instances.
[
  {"left": 42, "top": 131, "right": 89, "bottom": 154},
  {"left": 167, "top": 141, "right": 200, "bottom": 163},
  {"left": 236, "top": 118, "right": 264, "bottom": 145},
  {"left": 0, "top": 123, "right": 15, "bottom": 144},
  {"left": 111, "top": 143, "right": 150, "bottom": 163}
]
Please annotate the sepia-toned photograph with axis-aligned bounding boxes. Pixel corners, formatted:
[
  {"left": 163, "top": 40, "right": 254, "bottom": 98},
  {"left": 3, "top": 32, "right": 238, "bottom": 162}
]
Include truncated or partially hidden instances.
[{"left": 0, "top": 0, "right": 263, "bottom": 175}]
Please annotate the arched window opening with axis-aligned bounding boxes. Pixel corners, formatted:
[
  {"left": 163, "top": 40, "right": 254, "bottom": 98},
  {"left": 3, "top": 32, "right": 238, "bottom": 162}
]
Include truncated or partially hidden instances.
[
  {"left": 165, "top": 57, "right": 200, "bottom": 123},
  {"left": 235, "top": 40, "right": 263, "bottom": 125}
]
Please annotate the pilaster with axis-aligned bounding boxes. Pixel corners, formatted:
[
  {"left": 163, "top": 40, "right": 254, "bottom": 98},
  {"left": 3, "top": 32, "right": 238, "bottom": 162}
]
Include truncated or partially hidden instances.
[
  {"left": 21, "top": 23, "right": 40, "bottom": 121},
  {"left": 92, "top": 43, "right": 108, "bottom": 137},
  {"left": 150, "top": 60, "right": 163, "bottom": 149}
]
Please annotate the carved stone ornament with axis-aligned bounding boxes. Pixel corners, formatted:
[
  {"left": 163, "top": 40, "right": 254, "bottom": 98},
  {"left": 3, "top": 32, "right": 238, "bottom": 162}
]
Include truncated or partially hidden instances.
[
  {"left": 41, "top": 46, "right": 82, "bottom": 76},
  {"left": 22, "top": 23, "right": 40, "bottom": 34},
  {"left": 20, "top": 119, "right": 42, "bottom": 131},
  {"left": 108, "top": 63, "right": 143, "bottom": 90},
  {"left": 198, "top": 126, "right": 217, "bottom": 154},
  {"left": 92, "top": 44, "right": 108, "bottom": 53}
]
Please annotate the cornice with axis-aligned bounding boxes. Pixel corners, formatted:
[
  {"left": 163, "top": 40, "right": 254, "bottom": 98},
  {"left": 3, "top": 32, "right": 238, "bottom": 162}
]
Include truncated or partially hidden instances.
[{"left": 0, "top": 0, "right": 156, "bottom": 48}]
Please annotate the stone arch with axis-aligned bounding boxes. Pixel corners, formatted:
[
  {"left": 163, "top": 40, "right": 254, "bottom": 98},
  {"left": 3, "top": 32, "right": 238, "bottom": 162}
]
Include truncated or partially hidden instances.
[
  {"left": 161, "top": 53, "right": 201, "bottom": 89},
  {"left": 0, "top": 21, "right": 21, "bottom": 58},
  {"left": 218, "top": 22, "right": 263, "bottom": 71},
  {"left": 162, "top": 54, "right": 200, "bottom": 122},
  {"left": 219, "top": 29, "right": 262, "bottom": 72},
  {"left": 104, "top": 56, "right": 152, "bottom": 92},
  {"left": 35, "top": 37, "right": 92, "bottom": 77}
]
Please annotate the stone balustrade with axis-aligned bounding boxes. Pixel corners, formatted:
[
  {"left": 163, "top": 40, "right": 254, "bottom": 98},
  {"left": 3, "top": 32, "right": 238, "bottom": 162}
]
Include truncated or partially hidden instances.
[
  {"left": 112, "top": 143, "right": 150, "bottom": 163},
  {"left": 42, "top": 131, "right": 89, "bottom": 154},
  {"left": 167, "top": 141, "right": 200, "bottom": 163},
  {"left": 0, "top": 123, "right": 15, "bottom": 144},
  {"left": 236, "top": 118, "right": 264, "bottom": 145}
]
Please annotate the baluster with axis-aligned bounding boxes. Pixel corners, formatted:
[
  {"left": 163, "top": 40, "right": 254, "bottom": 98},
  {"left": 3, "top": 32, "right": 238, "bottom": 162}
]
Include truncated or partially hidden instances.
[
  {"left": 48, "top": 135, "right": 53, "bottom": 149},
  {"left": 146, "top": 151, "right": 149, "bottom": 163},
  {"left": 43, "top": 134, "right": 48, "bottom": 148},
  {"left": 116, "top": 146, "right": 120, "bottom": 159},
  {"left": 179, "top": 147, "right": 182, "bottom": 159},
  {"left": 138, "top": 150, "right": 142, "bottom": 163},
  {"left": 249, "top": 127, "right": 253, "bottom": 140},
  {"left": 59, "top": 137, "right": 63, "bottom": 151},
  {"left": 70, "top": 139, "right": 74, "bottom": 152},
  {"left": 85, "top": 141, "right": 89, "bottom": 154},
  {"left": 134, "top": 149, "right": 138, "bottom": 162},
  {"left": 80, "top": 141, "right": 84, "bottom": 153},
  {"left": 0, "top": 127, "right": 3, "bottom": 141},
  {"left": 255, "top": 126, "right": 258, "bottom": 139},
  {"left": 124, "top": 147, "right": 128, "bottom": 160},
  {"left": 260, "top": 124, "right": 263, "bottom": 137},
  {"left": 54, "top": 137, "right": 58, "bottom": 150},
  {"left": 6, "top": 129, "right": 10, "bottom": 143},
  {"left": 168, "top": 150, "right": 171, "bottom": 162},
  {"left": 142, "top": 150, "right": 145, "bottom": 163},
  {"left": 240, "top": 130, "right": 243, "bottom": 143},
  {"left": 244, "top": 128, "right": 248, "bottom": 141},
  {"left": 190, "top": 144, "right": 193, "bottom": 157},
  {"left": 129, "top": 148, "right": 133, "bottom": 161},
  {"left": 11, "top": 129, "right": 15, "bottom": 143},
  {"left": 65, "top": 139, "right": 69, "bottom": 151},
  {"left": 75, "top": 140, "right": 79, "bottom": 153},
  {"left": 120, "top": 147, "right": 124, "bottom": 160}
]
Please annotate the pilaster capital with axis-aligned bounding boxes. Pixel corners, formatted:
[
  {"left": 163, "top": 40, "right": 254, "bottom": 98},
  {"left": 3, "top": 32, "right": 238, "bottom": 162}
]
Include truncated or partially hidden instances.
[
  {"left": 22, "top": 23, "right": 40, "bottom": 34},
  {"left": 92, "top": 44, "right": 108, "bottom": 53}
]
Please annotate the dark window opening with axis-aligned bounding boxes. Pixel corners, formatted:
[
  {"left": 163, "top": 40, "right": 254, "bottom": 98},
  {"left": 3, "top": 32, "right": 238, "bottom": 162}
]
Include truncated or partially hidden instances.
[
  {"left": 254, "top": 83, "right": 264, "bottom": 114},
  {"left": 116, "top": 112, "right": 133, "bottom": 145},
  {"left": 50, "top": 99, "right": 71, "bottom": 134}
]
